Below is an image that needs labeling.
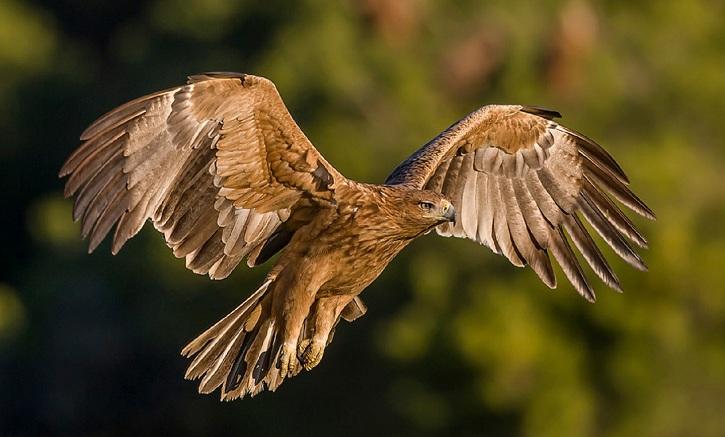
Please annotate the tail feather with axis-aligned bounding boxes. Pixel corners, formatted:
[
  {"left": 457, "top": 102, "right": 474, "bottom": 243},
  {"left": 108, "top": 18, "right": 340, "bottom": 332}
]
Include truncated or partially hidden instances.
[
  {"left": 184, "top": 313, "right": 246, "bottom": 381},
  {"left": 198, "top": 326, "right": 249, "bottom": 394},
  {"left": 182, "top": 278, "right": 290, "bottom": 400},
  {"left": 182, "top": 278, "right": 271, "bottom": 381},
  {"left": 181, "top": 278, "right": 271, "bottom": 358},
  {"left": 223, "top": 318, "right": 277, "bottom": 399},
  {"left": 182, "top": 279, "right": 368, "bottom": 400}
]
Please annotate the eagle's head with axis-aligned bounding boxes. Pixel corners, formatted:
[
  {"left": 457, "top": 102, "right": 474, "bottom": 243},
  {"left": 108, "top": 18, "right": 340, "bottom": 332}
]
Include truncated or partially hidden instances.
[{"left": 381, "top": 188, "right": 456, "bottom": 238}]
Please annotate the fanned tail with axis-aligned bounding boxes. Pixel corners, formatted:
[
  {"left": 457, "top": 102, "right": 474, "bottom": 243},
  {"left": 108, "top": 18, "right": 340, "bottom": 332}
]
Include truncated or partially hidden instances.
[
  {"left": 182, "top": 278, "right": 369, "bottom": 401},
  {"left": 181, "top": 278, "right": 292, "bottom": 400}
]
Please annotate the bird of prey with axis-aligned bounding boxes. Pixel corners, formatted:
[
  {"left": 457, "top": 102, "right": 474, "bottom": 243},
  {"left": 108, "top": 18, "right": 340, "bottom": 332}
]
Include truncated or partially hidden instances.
[{"left": 60, "top": 72, "right": 654, "bottom": 400}]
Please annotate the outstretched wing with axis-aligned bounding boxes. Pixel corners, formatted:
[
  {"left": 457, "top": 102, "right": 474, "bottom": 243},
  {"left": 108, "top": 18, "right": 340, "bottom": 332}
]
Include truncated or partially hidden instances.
[
  {"left": 386, "top": 105, "right": 655, "bottom": 301},
  {"left": 60, "top": 72, "right": 344, "bottom": 279}
]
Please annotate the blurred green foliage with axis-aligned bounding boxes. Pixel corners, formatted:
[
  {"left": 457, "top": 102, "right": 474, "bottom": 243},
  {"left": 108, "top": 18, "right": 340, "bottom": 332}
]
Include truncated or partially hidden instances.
[{"left": 2, "top": 0, "right": 724, "bottom": 435}]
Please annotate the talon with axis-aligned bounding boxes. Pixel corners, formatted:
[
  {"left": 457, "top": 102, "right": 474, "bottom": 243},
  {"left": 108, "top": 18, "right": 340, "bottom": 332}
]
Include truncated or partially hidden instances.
[
  {"left": 297, "top": 339, "right": 311, "bottom": 357},
  {"left": 278, "top": 342, "right": 299, "bottom": 379},
  {"left": 300, "top": 339, "right": 325, "bottom": 370}
]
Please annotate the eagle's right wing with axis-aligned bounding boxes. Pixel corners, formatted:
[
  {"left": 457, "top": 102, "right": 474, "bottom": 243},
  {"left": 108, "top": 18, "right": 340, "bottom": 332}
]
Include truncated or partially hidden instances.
[{"left": 60, "top": 73, "right": 345, "bottom": 279}]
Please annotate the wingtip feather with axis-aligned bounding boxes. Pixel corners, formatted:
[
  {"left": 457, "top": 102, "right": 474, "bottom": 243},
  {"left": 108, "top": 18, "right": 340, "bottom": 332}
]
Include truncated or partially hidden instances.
[{"left": 520, "top": 105, "right": 562, "bottom": 119}]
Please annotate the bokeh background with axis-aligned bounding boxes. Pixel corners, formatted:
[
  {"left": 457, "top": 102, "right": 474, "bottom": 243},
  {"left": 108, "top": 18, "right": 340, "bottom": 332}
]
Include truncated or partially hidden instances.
[{"left": 2, "top": 0, "right": 724, "bottom": 435}]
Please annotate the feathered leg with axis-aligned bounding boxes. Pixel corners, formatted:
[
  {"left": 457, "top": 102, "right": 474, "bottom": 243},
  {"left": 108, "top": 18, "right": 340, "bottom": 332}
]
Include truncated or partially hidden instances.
[
  {"left": 298, "top": 295, "right": 356, "bottom": 370},
  {"left": 272, "top": 272, "right": 319, "bottom": 380}
]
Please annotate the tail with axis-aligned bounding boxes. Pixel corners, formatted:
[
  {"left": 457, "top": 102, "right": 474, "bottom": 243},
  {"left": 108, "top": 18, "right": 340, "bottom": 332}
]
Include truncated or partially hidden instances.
[{"left": 181, "top": 278, "right": 290, "bottom": 400}]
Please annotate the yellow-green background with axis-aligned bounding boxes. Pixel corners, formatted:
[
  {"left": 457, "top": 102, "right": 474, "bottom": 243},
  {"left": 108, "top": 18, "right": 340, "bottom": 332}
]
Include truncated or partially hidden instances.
[{"left": 2, "top": 0, "right": 724, "bottom": 435}]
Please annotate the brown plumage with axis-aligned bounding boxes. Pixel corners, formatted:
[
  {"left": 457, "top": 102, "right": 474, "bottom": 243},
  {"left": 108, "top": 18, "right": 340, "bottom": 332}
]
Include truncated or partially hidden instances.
[{"left": 60, "top": 72, "right": 655, "bottom": 400}]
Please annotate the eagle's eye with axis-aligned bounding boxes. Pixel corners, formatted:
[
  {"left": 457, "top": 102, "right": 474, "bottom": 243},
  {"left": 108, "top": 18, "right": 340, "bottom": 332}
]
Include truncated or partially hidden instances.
[{"left": 418, "top": 201, "right": 435, "bottom": 211}]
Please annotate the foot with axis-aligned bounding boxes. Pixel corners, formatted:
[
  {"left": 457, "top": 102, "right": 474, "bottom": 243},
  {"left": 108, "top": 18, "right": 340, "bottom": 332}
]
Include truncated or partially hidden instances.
[
  {"left": 298, "top": 338, "right": 325, "bottom": 371},
  {"left": 278, "top": 342, "right": 301, "bottom": 379}
]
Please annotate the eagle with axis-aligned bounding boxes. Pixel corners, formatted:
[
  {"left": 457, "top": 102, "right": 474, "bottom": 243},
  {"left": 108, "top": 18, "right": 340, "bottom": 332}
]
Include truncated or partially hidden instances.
[{"left": 60, "top": 72, "right": 654, "bottom": 400}]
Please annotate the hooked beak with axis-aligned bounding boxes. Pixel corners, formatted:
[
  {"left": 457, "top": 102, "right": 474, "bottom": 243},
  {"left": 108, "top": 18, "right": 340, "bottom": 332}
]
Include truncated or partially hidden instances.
[{"left": 442, "top": 202, "right": 456, "bottom": 223}]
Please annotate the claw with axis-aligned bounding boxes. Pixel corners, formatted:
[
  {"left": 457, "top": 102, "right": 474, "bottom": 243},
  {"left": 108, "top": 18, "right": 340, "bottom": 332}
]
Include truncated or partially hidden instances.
[
  {"left": 278, "top": 342, "right": 300, "bottom": 379},
  {"left": 299, "top": 339, "right": 325, "bottom": 371}
]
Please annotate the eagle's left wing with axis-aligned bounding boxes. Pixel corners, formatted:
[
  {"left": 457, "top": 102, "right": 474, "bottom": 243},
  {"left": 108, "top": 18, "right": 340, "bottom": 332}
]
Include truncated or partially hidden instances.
[{"left": 386, "top": 105, "right": 655, "bottom": 301}]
